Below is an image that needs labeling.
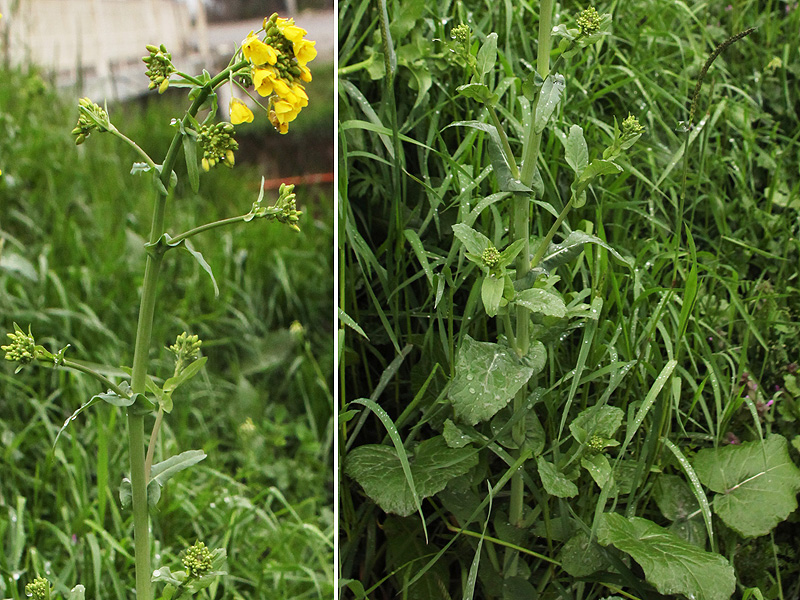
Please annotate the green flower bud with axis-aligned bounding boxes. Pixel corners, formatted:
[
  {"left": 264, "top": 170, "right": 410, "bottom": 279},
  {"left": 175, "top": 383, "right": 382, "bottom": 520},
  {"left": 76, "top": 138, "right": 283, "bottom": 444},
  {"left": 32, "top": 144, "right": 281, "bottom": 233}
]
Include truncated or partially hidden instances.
[
  {"left": 482, "top": 246, "right": 501, "bottom": 268},
  {"left": 25, "top": 577, "right": 51, "bottom": 600},
  {"left": 2, "top": 324, "right": 37, "bottom": 364},
  {"left": 577, "top": 6, "right": 601, "bottom": 36},
  {"left": 197, "top": 122, "right": 239, "bottom": 171},
  {"left": 621, "top": 113, "right": 644, "bottom": 139},
  {"left": 143, "top": 43, "right": 175, "bottom": 94},
  {"left": 182, "top": 541, "right": 214, "bottom": 578},
  {"left": 450, "top": 23, "right": 470, "bottom": 45},
  {"left": 587, "top": 434, "right": 606, "bottom": 452}
]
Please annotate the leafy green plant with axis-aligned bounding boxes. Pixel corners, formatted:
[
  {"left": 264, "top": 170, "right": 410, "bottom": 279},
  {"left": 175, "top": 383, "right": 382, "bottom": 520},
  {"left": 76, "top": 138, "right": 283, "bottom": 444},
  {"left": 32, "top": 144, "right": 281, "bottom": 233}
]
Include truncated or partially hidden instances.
[
  {"left": 2, "top": 12, "right": 321, "bottom": 600},
  {"left": 340, "top": 0, "right": 800, "bottom": 598}
]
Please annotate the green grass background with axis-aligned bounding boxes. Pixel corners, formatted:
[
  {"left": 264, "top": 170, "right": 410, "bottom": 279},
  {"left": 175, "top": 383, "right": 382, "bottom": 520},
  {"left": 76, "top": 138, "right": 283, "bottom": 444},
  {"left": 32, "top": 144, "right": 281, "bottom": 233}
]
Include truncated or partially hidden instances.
[
  {"left": 340, "top": 0, "right": 800, "bottom": 596},
  {"left": 0, "top": 63, "right": 333, "bottom": 599}
]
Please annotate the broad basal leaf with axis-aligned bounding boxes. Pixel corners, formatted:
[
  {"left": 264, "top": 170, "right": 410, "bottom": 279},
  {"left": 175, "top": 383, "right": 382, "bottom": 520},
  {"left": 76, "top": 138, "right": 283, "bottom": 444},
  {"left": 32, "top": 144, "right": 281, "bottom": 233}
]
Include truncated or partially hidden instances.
[
  {"left": 693, "top": 433, "right": 800, "bottom": 537},
  {"left": 561, "top": 530, "right": 610, "bottom": 577},
  {"left": 345, "top": 436, "right": 478, "bottom": 516},
  {"left": 597, "top": 513, "right": 735, "bottom": 600},
  {"left": 448, "top": 336, "right": 534, "bottom": 425},
  {"left": 514, "top": 288, "right": 566, "bottom": 318}
]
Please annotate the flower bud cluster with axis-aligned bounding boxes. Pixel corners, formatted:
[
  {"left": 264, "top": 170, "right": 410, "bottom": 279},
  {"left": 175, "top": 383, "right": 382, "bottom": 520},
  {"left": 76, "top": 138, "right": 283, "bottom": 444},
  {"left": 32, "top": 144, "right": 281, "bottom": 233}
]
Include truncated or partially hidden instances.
[
  {"left": 71, "top": 98, "right": 109, "bottom": 145},
  {"left": 143, "top": 44, "right": 175, "bottom": 94},
  {"left": 621, "top": 113, "right": 644, "bottom": 140},
  {"left": 170, "top": 332, "right": 202, "bottom": 363},
  {"left": 25, "top": 577, "right": 50, "bottom": 600},
  {"left": 577, "top": 6, "right": 601, "bottom": 36},
  {"left": 587, "top": 434, "right": 606, "bottom": 453},
  {"left": 197, "top": 122, "right": 238, "bottom": 171},
  {"left": 182, "top": 541, "right": 213, "bottom": 578},
  {"left": 2, "top": 324, "right": 36, "bottom": 364},
  {"left": 482, "top": 246, "right": 501, "bottom": 269},
  {"left": 450, "top": 23, "right": 470, "bottom": 45},
  {"left": 273, "top": 182, "right": 302, "bottom": 232},
  {"left": 242, "top": 13, "right": 316, "bottom": 134}
]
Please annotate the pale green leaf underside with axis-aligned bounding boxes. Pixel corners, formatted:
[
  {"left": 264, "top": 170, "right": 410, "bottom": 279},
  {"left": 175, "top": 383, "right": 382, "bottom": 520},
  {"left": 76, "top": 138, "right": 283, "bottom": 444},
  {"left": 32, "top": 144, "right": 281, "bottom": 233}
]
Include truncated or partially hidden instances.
[
  {"left": 693, "top": 433, "right": 800, "bottom": 537},
  {"left": 597, "top": 513, "right": 735, "bottom": 600},
  {"left": 344, "top": 436, "right": 478, "bottom": 516}
]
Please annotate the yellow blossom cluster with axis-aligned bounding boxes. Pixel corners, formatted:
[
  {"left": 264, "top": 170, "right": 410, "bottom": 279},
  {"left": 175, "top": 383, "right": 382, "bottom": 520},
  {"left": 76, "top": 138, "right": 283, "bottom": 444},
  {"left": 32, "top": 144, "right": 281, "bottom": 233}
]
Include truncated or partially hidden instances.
[{"left": 237, "top": 13, "right": 317, "bottom": 134}]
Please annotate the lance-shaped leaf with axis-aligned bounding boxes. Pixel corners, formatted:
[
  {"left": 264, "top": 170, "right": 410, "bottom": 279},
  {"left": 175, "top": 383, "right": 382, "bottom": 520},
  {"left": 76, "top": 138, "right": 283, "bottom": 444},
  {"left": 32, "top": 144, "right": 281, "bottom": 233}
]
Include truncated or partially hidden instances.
[
  {"left": 693, "top": 434, "right": 800, "bottom": 537},
  {"left": 452, "top": 223, "right": 491, "bottom": 256},
  {"left": 540, "top": 230, "right": 633, "bottom": 273},
  {"left": 345, "top": 436, "right": 478, "bottom": 516},
  {"left": 448, "top": 336, "right": 534, "bottom": 425},
  {"left": 481, "top": 275, "right": 504, "bottom": 317},
  {"left": 476, "top": 33, "right": 498, "bottom": 81},
  {"left": 534, "top": 74, "right": 566, "bottom": 133},
  {"left": 563, "top": 124, "right": 588, "bottom": 175},
  {"left": 597, "top": 513, "right": 736, "bottom": 600}
]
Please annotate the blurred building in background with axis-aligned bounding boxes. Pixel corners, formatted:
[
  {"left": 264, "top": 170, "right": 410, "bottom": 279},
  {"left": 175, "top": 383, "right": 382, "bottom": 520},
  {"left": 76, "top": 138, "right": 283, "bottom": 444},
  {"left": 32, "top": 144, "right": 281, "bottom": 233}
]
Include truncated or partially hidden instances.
[{"left": 0, "top": 0, "right": 332, "bottom": 101}]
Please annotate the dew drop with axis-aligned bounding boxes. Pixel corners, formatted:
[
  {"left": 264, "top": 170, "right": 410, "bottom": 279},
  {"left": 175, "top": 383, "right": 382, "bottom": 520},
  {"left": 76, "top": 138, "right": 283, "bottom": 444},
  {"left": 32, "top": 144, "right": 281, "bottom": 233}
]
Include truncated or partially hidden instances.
[{"left": 469, "top": 387, "right": 476, "bottom": 394}]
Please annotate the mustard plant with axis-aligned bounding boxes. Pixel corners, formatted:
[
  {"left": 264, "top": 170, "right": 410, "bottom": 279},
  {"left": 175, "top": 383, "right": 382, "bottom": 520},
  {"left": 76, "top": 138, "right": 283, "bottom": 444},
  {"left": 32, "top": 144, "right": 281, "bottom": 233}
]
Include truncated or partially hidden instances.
[{"left": 3, "top": 12, "right": 317, "bottom": 600}]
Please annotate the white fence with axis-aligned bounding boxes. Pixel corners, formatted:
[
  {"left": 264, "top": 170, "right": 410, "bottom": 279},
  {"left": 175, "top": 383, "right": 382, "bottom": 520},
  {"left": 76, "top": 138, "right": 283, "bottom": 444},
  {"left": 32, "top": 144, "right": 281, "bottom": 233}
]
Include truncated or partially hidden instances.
[{"left": 0, "top": 0, "right": 210, "bottom": 98}]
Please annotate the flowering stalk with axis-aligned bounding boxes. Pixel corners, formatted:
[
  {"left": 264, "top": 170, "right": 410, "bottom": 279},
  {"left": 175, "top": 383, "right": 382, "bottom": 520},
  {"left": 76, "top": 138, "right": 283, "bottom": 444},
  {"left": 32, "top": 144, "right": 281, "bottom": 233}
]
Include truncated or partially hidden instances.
[
  {"left": 126, "top": 60, "right": 249, "bottom": 600},
  {"left": 507, "top": 0, "right": 555, "bottom": 531},
  {"left": 6, "top": 13, "right": 315, "bottom": 598}
]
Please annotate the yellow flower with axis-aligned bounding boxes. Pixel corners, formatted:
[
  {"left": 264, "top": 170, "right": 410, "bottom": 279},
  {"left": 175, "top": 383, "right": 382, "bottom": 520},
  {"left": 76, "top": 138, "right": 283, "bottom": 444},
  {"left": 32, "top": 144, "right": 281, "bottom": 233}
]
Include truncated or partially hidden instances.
[
  {"left": 292, "top": 84, "right": 309, "bottom": 107},
  {"left": 282, "top": 24, "right": 308, "bottom": 44},
  {"left": 253, "top": 67, "right": 277, "bottom": 96},
  {"left": 268, "top": 108, "right": 289, "bottom": 134},
  {"left": 293, "top": 39, "right": 317, "bottom": 66},
  {"left": 229, "top": 98, "right": 254, "bottom": 125},
  {"left": 298, "top": 65, "right": 312, "bottom": 83},
  {"left": 242, "top": 33, "right": 278, "bottom": 66},
  {"left": 274, "top": 100, "right": 300, "bottom": 124},
  {"left": 272, "top": 78, "right": 293, "bottom": 99}
]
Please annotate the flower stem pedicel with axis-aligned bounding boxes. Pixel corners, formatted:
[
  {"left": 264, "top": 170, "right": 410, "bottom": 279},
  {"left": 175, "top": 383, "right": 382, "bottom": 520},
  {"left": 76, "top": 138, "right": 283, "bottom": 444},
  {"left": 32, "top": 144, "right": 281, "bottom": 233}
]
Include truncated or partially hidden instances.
[{"left": 4, "top": 12, "right": 315, "bottom": 600}]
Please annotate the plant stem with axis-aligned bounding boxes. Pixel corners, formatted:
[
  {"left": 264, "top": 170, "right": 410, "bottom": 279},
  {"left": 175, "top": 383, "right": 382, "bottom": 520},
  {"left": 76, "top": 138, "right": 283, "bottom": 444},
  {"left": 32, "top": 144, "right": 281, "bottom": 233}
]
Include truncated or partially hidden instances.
[
  {"left": 144, "top": 407, "right": 165, "bottom": 480},
  {"left": 126, "top": 59, "right": 248, "bottom": 600},
  {"left": 168, "top": 209, "right": 279, "bottom": 246},
  {"left": 530, "top": 196, "right": 575, "bottom": 269},
  {"left": 57, "top": 359, "right": 129, "bottom": 398},
  {"left": 109, "top": 126, "right": 157, "bottom": 169},
  {"left": 508, "top": 0, "right": 554, "bottom": 530}
]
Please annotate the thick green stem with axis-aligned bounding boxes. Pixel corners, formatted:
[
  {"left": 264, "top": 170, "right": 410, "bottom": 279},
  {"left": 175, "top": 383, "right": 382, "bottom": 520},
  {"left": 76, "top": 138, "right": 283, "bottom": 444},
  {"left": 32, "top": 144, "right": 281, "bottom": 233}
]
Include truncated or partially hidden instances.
[
  {"left": 508, "top": 0, "right": 554, "bottom": 530},
  {"left": 126, "top": 59, "right": 249, "bottom": 600}
]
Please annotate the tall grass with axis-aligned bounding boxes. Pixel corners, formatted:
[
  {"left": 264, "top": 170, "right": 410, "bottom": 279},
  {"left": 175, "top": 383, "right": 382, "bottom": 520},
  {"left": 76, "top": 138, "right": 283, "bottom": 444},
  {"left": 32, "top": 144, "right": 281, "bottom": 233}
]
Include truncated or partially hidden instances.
[
  {"left": 1, "top": 67, "right": 333, "bottom": 599},
  {"left": 340, "top": 0, "right": 800, "bottom": 597}
]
